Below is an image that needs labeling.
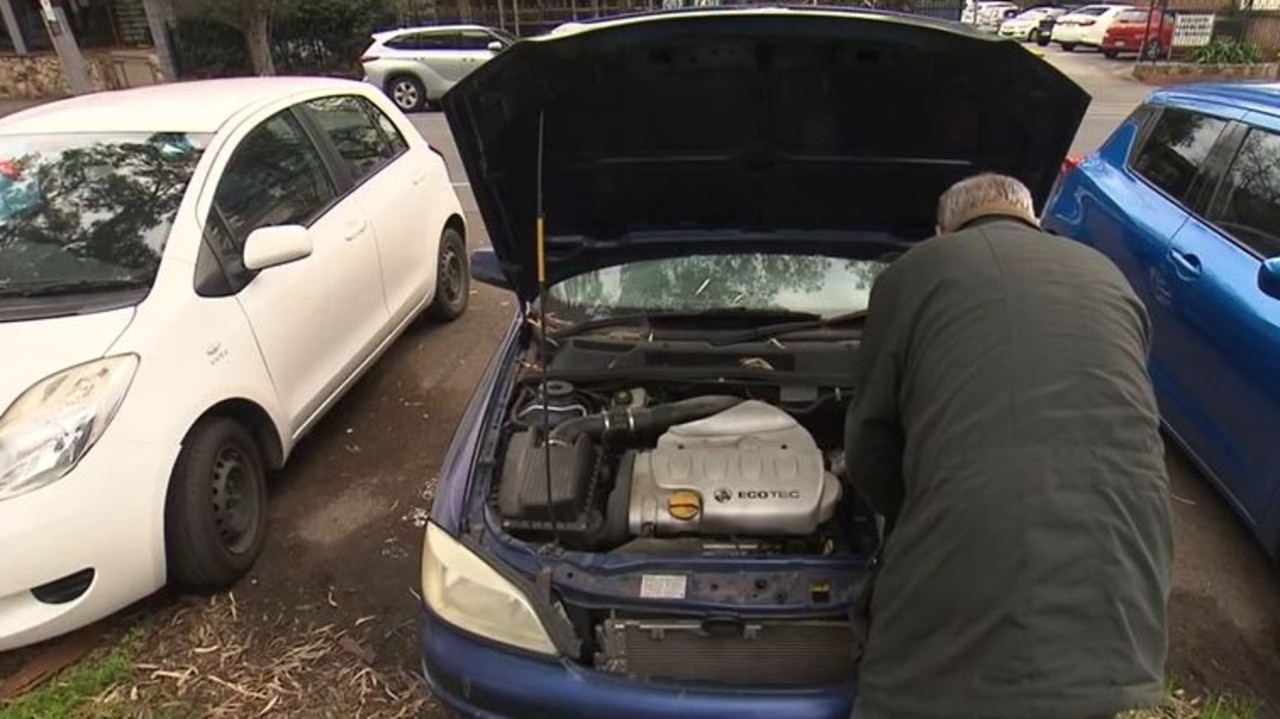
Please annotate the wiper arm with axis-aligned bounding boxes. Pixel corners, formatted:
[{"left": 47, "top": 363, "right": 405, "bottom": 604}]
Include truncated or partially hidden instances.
[
  {"left": 0, "top": 278, "right": 148, "bottom": 298},
  {"left": 550, "top": 308, "right": 821, "bottom": 341},
  {"left": 709, "top": 309, "right": 870, "bottom": 347}
]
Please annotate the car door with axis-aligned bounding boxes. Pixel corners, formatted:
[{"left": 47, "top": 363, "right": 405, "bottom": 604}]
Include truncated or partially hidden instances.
[
  {"left": 206, "top": 107, "right": 387, "bottom": 434},
  {"left": 1158, "top": 116, "right": 1280, "bottom": 530},
  {"left": 456, "top": 29, "right": 502, "bottom": 78},
  {"left": 301, "top": 94, "right": 436, "bottom": 323}
]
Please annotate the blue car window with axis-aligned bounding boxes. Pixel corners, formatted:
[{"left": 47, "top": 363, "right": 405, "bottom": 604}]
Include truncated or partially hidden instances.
[
  {"left": 1210, "top": 128, "right": 1280, "bottom": 258},
  {"left": 1131, "top": 108, "right": 1228, "bottom": 204}
]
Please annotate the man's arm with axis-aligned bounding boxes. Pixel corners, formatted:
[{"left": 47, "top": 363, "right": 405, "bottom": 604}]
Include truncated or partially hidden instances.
[{"left": 844, "top": 263, "right": 908, "bottom": 524}]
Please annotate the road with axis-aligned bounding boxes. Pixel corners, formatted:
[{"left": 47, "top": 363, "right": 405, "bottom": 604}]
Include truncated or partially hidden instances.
[{"left": 4, "top": 45, "right": 1280, "bottom": 717}]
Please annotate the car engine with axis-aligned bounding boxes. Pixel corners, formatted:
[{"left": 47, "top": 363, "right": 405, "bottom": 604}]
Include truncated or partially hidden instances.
[{"left": 496, "top": 385, "right": 847, "bottom": 553}]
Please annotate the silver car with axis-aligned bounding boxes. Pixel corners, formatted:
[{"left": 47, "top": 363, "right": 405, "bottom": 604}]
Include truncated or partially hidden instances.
[{"left": 360, "top": 25, "right": 516, "bottom": 112}]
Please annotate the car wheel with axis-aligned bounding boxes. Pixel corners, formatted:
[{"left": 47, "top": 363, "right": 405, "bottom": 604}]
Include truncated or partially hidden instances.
[
  {"left": 388, "top": 75, "right": 425, "bottom": 113},
  {"left": 164, "top": 417, "right": 268, "bottom": 590},
  {"left": 1060, "top": 42, "right": 1076, "bottom": 51},
  {"left": 1037, "top": 33, "right": 1051, "bottom": 47},
  {"left": 427, "top": 226, "right": 469, "bottom": 322},
  {"left": 1028, "top": 28, "right": 1039, "bottom": 42},
  {"left": 1102, "top": 49, "right": 1118, "bottom": 59}
]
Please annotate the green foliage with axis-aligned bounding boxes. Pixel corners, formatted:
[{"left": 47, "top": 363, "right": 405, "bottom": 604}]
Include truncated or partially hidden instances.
[
  {"left": 1190, "top": 41, "right": 1263, "bottom": 65},
  {"left": 173, "top": 15, "right": 253, "bottom": 78},
  {"left": 272, "top": 0, "right": 398, "bottom": 76},
  {"left": 0, "top": 633, "right": 140, "bottom": 719}
]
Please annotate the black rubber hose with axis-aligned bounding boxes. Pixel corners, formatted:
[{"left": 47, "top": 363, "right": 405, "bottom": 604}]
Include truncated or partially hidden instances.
[{"left": 549, "top": 395, "right": 742, "bottom": 443}]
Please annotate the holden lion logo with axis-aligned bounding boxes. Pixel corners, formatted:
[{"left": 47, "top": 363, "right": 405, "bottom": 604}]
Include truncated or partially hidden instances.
[{"left": 713, "top": 488, "right": 732, "bottom": 503}]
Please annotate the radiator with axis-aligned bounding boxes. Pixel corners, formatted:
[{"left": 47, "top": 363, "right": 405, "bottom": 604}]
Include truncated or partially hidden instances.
[{"left": 594, "top": 617, "right": 857, "bottom": 686}]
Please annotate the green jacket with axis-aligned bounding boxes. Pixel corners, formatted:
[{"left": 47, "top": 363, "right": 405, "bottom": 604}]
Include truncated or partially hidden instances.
[{"left": 845, "top": 216, "right": 1173, "bottom": 719}]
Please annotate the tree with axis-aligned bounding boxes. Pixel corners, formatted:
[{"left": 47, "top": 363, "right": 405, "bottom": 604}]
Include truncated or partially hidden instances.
[{"left": 174, "top": 0, "right": 277, "bottom": 75}]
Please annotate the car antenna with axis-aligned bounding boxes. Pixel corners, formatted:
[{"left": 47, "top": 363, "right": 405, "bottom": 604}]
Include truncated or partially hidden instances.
[{"left": 536, "top": 109, "right": 560, "bottom": 545}]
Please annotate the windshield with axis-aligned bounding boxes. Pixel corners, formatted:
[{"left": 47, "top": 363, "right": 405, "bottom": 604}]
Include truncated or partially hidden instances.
[
  {"left": 1116, "top": 9, "right": 1149, "bottom": 21},
  {"left": 1077, "top": 6, "right": 1111, "bottom": 15},
  {"left": 546, "top": 254, "right": 890, "bottom": 322},
  {"left": 0, "top": 132, "right": 209, "bottom": 297}
]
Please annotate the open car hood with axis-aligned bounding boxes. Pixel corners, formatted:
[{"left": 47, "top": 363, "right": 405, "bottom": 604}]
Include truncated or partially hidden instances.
[{"left": 442, "top": 7, "right": 1090, "bottom": 300}]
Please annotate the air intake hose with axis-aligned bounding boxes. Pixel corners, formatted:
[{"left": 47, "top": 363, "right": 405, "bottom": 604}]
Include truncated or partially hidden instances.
[{"left": 549, "top": 395, "right": 742, "bottom": 443}]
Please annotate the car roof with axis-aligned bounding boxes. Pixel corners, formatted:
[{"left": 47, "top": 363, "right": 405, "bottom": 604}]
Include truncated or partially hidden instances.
[
  {"left": 373, "top": 24, "right": 497, "bottom": 39},
  {"left": 0, "top": 77, "right": 372, "bottom": 135},
  {"left": 1154, "top": 83, "right": 1280, "bottom": 118}
]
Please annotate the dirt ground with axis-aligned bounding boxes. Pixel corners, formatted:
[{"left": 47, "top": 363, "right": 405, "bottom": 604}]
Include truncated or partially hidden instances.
[{"left": 6, "top": 73, "right": 1280, "bottom": 717}]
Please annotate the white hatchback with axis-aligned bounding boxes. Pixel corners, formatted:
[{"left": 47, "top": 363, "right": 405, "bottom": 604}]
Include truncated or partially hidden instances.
[
  {"left": 0, "top": 77, "right": 468, "bottom": 650},
  {"left": 1051, "top": 4, "right": 1134, "bottom": 50}
]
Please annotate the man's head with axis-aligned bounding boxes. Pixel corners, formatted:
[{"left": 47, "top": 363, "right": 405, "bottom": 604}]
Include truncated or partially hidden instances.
[{"left": 935, "top": 173, "right": 1038, "bottom": 235}]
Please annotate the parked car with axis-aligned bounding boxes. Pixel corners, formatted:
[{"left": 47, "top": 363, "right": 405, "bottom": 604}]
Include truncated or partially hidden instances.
[
  {"left": 0, "top": 77, "right": 469, "bottom": 651},
  {"left": 1035, "top": 2, "right": 1084, "bottom": 45},
  {"left": 999, "top": 5, "right": 1069, "bottom": 42},
  {"left": 972, "top": 0, "right": 1019, "bottom": 29},
  {"left": 961, "top": 0, "right": 1017, "bottom": 25},
  {"left": 424, "top": 8, "right": 1088, "bottom": 718},
  {"left": 360, "top": 24, "right": 517, "bottom": 112},
  {"left": 1101, "top": 8, "right": 1174, "bottom": 58},
  {"left": 1050, "top": 3, "right": 1134, "bottom": 51},
  {"left": 1044, "top": 84, "right": 1280, "bottom": 557}
]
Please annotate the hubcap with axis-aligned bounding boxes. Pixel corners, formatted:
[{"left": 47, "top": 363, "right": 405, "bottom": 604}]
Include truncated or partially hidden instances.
[
  {"left": 210, "top": 446, "right": 259, "bottom": 555},
  {"left": 440, "top": 244, "right": 465, "bottom": 306},
  {"left": 393, "top": 81, "right": 419, "bottom": 110}
]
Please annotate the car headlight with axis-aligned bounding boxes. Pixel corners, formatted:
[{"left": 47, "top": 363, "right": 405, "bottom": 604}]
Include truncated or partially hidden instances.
[
  {"left": 0, "top": 355, "right": 138, "bottom": 502},
  {"left": 422, "top": 522, "right": 557, "bottom": 655}
]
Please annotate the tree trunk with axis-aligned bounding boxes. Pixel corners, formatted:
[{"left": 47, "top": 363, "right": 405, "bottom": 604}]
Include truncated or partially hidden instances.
[{"left": 245, "top": 5, "right": 274, "bottom": 76}]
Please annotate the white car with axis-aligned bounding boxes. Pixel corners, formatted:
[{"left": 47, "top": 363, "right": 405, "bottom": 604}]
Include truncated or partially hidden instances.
[
  {"left": 0, "top": 77, "right": 468, "bottom": 650},
  {"left": 962, "top": 0, "right": 1017, "bottom": 27},
  {"left": 1050, "top": 4, "right": 1134, "bottom": 50},
  {"left": 999, "top": 7, "right": 1066, "bottom": 42}
]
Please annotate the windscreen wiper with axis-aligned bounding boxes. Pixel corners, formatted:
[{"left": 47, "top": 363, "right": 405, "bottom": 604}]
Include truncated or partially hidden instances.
[
  {"left": 0, "top": 278, "right": 148, "bottom": 298},
  {"left": 709, "top": 309, "right": 870, "bottom": 347},
  {"left": 550, "top": 308, "right": 822, "bottom": 341}
]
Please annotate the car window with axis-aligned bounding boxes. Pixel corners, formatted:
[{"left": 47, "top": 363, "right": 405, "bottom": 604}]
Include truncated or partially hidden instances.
[
  {"left": 305, "top": 96, "right": 404, "bottom": 183},
  {"left": 387, "top": 31, "right": 454, "bottom": 51},
  {"left": 1116, "top": 9, "right": 1148, "bottom": 21},
  {"left": 1078, "top": 6, "right": 1111, "bottom": 15},
  {"left": 1130, "top": 108, "right": 1228, "bottom": 202},
  {"left": 210, "top": 111, "right": 336, "bottom": 257},
  {"left": 458, "top": 30, "right": 498, "bottom": 49},
  {"left": 1209, "top": 128, "right": 1280, "bottom": 257}
]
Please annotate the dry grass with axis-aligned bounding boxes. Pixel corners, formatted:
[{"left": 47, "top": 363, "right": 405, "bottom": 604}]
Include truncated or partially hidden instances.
[
  {"left": 83, "top": 592, "right": 437, "bottom": 719},
  {"left": 1120, "top": 686, "right": 1258, "bottom": 719}
]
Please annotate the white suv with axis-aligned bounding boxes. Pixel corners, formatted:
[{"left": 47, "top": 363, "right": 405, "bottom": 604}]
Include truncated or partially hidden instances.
[
  {"left": 360, "top": 25, "right": 516, "bottom": 112},
  {"left": 1051, "top": 4, "right": 1134, "bottom": 51}
]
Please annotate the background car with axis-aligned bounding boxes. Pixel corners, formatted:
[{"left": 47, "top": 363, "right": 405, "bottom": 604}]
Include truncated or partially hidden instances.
[
  {"left": 0, "top": 77, "right": 468, "bottom": 651},
  {"left": 1035, "top": 3, "right": 1084, "bottom": 45},
  {"left": 1050, "top": 3, "right": 1134, "bottom": 51},
  {"left": 1044, "top": 84, "right": 1280, "bottom": 557},
  {"left": 359, "top": 24, "right": 516, "bottom": 112},
  {"left": 1101, "top": 8, "right": 1174, "bottom": 58},
  {"left": 1000, "top": 5, "right": 1069, "bottom": 42},
  {"left": 962, "top": 0, "right": 1016, "bottom": 25},
  {"left": 973, "top": 1, "right": 1020, "bottom": 30}
]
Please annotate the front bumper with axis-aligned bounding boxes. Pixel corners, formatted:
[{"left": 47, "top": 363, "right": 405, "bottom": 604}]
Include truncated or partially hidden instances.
[
  {"left": 420, "top": 608, "right": 857, "bottom": 719},
  {"left": 0, "top": 431, "right": 174, "bottom": 651}
]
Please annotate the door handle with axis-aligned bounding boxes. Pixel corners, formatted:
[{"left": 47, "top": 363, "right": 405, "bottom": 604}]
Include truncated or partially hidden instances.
[
  {"left": 1169, "top": 248, "right": 1202, "bottom": 279},
  {"left": 344, "top": 219, "right": 369, "bottom": 241}
]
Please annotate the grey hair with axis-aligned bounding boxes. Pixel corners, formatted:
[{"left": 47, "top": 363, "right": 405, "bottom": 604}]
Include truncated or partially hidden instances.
[{"left": 936, "top": 173, "right": 1037, "bottom": 233}]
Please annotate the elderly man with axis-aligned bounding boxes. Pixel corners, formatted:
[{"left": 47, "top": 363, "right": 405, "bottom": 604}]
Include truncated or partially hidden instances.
[{"left": 845, "top": 173, "right": 1173, "bottom": 719}]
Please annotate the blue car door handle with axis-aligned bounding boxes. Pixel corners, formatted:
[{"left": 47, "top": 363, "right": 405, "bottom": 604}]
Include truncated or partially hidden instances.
[{"left": 1170, "top": 248, "right": 1202, "bottom": 279}]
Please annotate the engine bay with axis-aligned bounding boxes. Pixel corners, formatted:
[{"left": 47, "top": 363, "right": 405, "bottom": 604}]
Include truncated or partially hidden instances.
[{"left": 492, "top": 339, "right": 875, "bottom": 557}]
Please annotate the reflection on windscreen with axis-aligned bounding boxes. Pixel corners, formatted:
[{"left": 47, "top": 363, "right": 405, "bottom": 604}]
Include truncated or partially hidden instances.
[
  {"left": 547, "top": 254, "right": 889, "bottom": 319},
  {"left": 0, "top": 132, "right": 209, "bottom": 295}
]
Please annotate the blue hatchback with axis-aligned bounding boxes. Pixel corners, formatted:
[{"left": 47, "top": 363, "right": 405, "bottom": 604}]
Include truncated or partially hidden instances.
[
  {"left": 1044, "top": 83, "right": 1280, "bottom": 556},
  {"left": 422, "top": 8, "right": 1088, "bottom": 718}
]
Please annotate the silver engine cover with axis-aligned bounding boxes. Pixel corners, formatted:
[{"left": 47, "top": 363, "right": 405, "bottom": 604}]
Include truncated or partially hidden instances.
[{"left": 627, "top": 400, "right": 842, "bottom": 536}]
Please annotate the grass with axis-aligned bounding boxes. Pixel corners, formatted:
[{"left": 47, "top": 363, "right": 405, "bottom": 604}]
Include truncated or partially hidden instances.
[
  {"left": 1118, "top": 680, "right": 1258, "bottom": 719},
  {"left": 0, "top": 631, "right": 141, "bottom": 719}
]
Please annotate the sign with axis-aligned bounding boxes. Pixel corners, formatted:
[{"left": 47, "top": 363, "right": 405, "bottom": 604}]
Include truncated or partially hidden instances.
[{"left": 1172, "top": 13, "right": 1215, "bottom": 48}]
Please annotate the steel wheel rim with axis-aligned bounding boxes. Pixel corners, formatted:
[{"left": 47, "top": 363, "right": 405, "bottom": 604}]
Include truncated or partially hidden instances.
[
  {"left": 440, "top": 243, "right": 465, "bottom": 307},
  {"left": 210, "top": 446, "right": 260, "bottom": 556},
  {"left": 393, "top": 81, "right": 419, "bottom": 110}
]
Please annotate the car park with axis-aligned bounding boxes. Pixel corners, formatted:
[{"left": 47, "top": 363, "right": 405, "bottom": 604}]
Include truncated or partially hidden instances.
[
  {"left": 422, "top": 8, "right": 1088, "bottom": 718},
  {"left": 1101, "top": 8, "right": 1174, "bottom": 58},
  {"left": 1050, "top": 3, "right": 1134, "bottom": 50},
  {"left": 360, "top": 24, "right": 516, "bottom": 112},
  {"left": 1035, "top": 2, "right": 1084, "bottom": 45},
  {"left": 1044, "top": 83, "right": 1280, "bottom": 557},
  {"left": 999, "top": 5, "right": 1069, "bottom": 42},
  {"left": 0, "top": 77, "right": 468, "bottom": 651}
]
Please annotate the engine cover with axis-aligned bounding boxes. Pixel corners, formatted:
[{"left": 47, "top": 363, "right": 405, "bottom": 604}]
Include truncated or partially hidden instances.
[{"left": 626, "top": 400, "right": 841, "bottom": 536}]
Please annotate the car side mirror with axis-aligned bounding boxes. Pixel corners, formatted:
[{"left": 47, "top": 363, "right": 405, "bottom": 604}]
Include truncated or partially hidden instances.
[
  {"left": 1258, "top": 258, "right": 1280, "bottom": 300},
  {"left": 243, "top": 225, "right": 312, "bottom": 271},
  {"left": 471, "top": 247, "right": 512, "bottom": 290},
  {"left": 487, "top": 40, "right": 504, "bottom": 53}
]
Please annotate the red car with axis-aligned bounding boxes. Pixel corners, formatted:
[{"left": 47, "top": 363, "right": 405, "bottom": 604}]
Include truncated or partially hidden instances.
[{"left": 1102, "top": 8, "right": 1174, "bottom": 58}]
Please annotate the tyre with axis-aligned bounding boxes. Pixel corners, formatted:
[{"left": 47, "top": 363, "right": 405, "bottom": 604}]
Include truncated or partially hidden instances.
[
  {"left": 1037, "top": 33, "right": 1051, "bottom": 47},
  {"left": 387, "top": 75, "right": 425, "bottom": 113},
  {"left": 1028, "top": 28, "right": 1039, "bottom": 42},
  {"left": 165, "top": 417, "right": 268, "bottom": 590},
  {"left": 1060, "top": 42, "right": 1076, "bottom": 52},
  {"left": 426, "top": 226, "right": 469, "bottom": 322},
  {"left": 1102, "top": 49, "right": 1118, "bottom": 59}
]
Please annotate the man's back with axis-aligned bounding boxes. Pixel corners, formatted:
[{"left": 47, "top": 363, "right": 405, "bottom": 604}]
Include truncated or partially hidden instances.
[{"left": 847, "top": 218, "right": 1173, "bottom": 719}]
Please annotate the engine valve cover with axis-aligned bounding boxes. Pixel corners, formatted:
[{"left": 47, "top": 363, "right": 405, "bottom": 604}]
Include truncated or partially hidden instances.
[{"left": 627, "top": 400, "right": 841, "bottom": 536}]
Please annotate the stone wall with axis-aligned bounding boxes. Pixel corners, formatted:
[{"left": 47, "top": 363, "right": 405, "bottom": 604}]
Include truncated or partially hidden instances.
[
  {"left": 1133, "top": 61, "right": 1280, "bottom": 85},
  {"left": 0, "top": 50, "right": 161, "bottom": 99}
]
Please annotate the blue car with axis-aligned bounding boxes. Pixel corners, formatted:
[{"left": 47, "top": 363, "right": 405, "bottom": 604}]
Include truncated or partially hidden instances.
[
  {"left": 1044, "top": 83, "right": 1280, "bottom": 556},
  {"left": 423, "top": 8, "right": 1088, "bottom": 718}
]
